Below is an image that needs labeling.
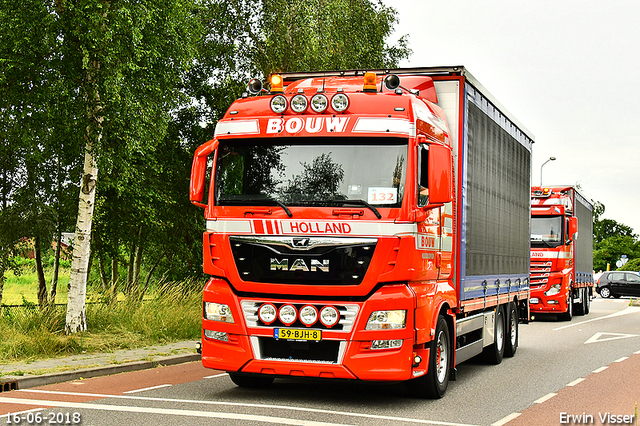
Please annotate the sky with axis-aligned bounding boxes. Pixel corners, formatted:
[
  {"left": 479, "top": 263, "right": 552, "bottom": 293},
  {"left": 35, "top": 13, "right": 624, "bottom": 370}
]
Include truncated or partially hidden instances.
[{"left": 385, "top": 0, "right": 640, "bottom": 234}]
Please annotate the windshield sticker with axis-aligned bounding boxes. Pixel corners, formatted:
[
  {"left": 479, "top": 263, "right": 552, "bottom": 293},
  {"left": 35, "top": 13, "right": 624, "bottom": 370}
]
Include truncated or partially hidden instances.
[{"left": 368, "top": 187, "right": 397, "bottom": 205}]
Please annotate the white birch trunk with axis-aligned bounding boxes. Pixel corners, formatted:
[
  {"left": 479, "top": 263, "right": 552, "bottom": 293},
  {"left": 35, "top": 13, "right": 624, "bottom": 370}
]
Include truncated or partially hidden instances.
[{"left": 65, "top": 148, "right": 98, "bottom": 333}]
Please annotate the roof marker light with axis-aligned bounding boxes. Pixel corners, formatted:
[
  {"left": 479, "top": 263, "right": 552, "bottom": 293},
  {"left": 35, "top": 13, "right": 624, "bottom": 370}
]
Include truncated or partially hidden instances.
[
  {"left": 363, "top": 72, "right": 377, "bottom": 92},
  {"left": 270, "top": 74, "right": 284, "bottom": 93}
]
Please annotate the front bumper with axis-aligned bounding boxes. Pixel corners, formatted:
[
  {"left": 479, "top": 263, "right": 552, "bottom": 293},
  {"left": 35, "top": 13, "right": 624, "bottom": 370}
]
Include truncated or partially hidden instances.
[{"left": 201, "top": 277, "right": 422, "bottom": 382}]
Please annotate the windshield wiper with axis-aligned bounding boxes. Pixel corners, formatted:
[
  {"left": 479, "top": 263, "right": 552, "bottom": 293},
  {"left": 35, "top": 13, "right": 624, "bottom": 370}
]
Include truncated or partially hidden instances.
[
  {"left": 220, "top": 198, "right": 293, "bottom": 218},
  {"left": 328, "top": 199, "right": 382, "bottom": 219}
]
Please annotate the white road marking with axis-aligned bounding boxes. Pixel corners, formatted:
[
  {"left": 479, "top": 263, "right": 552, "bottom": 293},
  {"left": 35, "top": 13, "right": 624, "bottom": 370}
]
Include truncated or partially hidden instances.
[
  {"left": 584, "top": 332, "right": 639, "bottom": 344},
  {"left": 0, "top": 397, "right": 352, "bottom": 426},
  {"left": 13, "top": 390, "right": 480, "bottom": 426},
  {"left": 566, "top": 378, "right": 585, "bottom": 386},
  {"left": 593, "top": 366, "right": 608, "bottom": 373},
  {"left": 553, "top": 306, "right": 640, "bottom": 331},
  {"left": 534, "top": 393, "right": 557, "bottom": 404},
  {"left": 123, "top": 384, "right": 172, "bottom": 394},
  {"left": 614, "top": 356, "right": 629, "bottom": 363},
  {"left": 203, "top": 373, "right": 228, "bottom": 379},
  {"left": 491, "top": 412, "right": 521, "bottom": 426}
]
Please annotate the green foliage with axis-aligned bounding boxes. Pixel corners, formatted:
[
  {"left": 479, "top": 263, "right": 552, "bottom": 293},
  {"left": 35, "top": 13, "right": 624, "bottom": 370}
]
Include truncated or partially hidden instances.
[
  {"left": 1, "top": 0, "right": 410, "bottom": 312},
  {"left": 619, "top": 257, "right": 640, "bottom": 273},
  {"left": 592, "top": 201, "right": 639, "bottom": 271}
]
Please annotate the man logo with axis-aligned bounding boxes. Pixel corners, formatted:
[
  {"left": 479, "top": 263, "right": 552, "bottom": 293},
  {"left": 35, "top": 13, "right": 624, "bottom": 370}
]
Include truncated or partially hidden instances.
[
  {"left": 270, "top": 258, "right": 329, "bottom": 272},
  {"left": 292, "top": 237, "right": 310, "bottom": 248}
]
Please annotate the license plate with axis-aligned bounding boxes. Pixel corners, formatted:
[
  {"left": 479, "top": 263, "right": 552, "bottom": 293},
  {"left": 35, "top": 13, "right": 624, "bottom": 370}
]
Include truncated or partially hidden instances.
[
  {"left": 274, "top": 328, "right": 322, "bottom": 341},
  {"left": 530, "top": 298, "right": 539, "bottom": 304}
]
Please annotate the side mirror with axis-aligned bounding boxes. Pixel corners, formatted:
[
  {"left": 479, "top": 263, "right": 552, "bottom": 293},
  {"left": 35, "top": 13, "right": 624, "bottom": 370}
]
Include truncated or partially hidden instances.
[
  {"left": 427, "top": 143, "right": 453, "bottom": 205},
  {"left": 190, "top": 139, "right": 219, "bottom": 208},
  {"left": 568, "top": 217, "right": 578, "bottom": 243}
]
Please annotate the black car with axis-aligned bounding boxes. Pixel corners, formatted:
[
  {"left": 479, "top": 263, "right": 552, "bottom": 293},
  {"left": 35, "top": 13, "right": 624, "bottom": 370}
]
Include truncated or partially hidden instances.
[{"left": 596, "top": 271, "right": 640, "bottom": 298}]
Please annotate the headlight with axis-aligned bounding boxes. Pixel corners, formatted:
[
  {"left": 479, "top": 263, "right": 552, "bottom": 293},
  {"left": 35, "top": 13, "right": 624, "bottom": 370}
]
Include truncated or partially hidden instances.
[
  {"left": 310, "top": 94, "right": 328, "bottom": 112},
  {"left": 270, "top": 94, "right": 288, "bottom": 114},
  {"left": 331, "top": 93, "right": 349, "bottom": 112},
  {"left": 545, "top": 284, "right": 561, "bottom": 296},
  {"left": 204, "top": 302, "right": 234, "bottom": 323},
  {"left": 365, "top": 310, "right": 406, "bottom": 330},
  {"left": 290, "top": 94, "right": 308, "bottom": 113}
]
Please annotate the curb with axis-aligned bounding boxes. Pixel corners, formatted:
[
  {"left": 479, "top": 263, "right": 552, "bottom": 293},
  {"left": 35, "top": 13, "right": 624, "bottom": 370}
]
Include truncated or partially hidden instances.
[{"left": 2, "top": 353, "right": 201, "bottom": 391}]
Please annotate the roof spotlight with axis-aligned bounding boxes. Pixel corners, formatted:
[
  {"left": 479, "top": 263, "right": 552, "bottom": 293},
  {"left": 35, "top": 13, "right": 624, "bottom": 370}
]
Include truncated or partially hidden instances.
[
  {"left": 248, "top": 78, "right": 263, "bottom": 94},
  {"left": 384, "top": 74, "right": 400, "bottom": 91}
]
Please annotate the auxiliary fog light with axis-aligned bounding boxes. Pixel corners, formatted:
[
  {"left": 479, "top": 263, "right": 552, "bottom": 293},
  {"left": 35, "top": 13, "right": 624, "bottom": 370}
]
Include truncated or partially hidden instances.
[
  {"left": 204, "top": 302, "right": 234, "bottom": 323},
  {"left": 365, "top": 310, "right": 406, "bottom": 330},
  {"left": 299, "top": 305, "right": 319, "bottom": 326},
  {"left": 319, "top": 306, "right": 339, "bottom": 327},
  {"left": 279, "top": 304, "right": 297, "bottom": 325},
  {"left": 258, "top": 303, "right": 277, "bottom": 324},
  {"left": 370, "top": 339, "right": 403, "bottom": 350},
  {"left": 545, "top": 284, "right": 561, "bottom": 296},
  {"left": 204, "top": 329, "right": 229, "bottom": 342}
]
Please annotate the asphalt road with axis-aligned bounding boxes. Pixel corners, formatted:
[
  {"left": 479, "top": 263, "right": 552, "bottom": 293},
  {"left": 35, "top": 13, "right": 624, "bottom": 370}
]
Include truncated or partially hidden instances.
[{"left": 2, "top": 297, "right": 639, "bottom": 426}]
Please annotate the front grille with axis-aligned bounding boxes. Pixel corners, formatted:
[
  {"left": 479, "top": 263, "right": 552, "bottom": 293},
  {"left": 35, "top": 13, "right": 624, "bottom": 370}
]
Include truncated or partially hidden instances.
[
  {"left": 230, "top": 236, "right": 377, "bottom": 285},
  {"left": 241, "top": 300, "right": 359, "bottom": 331}
]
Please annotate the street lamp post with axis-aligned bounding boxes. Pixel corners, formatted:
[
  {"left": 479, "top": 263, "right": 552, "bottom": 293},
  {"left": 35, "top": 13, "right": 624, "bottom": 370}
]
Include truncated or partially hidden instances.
[{"left": 540, "top": 156, "right": 556, "bottom": 186}]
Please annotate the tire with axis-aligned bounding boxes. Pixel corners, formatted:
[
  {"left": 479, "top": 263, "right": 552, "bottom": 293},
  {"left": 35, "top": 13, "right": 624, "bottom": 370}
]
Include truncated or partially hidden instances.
[
  {"left": 504, "top": 302, "right": 519, "bottom": 358},
  {"left": 406, "top": 315, "right": 450, "bottom": 399},
  {"left": 584, "top": 289, "right": 591, "bottom": 315},
  {"left": 599, "top": 286, "right": 611, "bottom": 298},
  {"left": 228, "top": 373, "right": 274, "bottom": 388},
  {"left": 560, "top": 293, "right": 573, "bottom": 321},
  {"left": 575, "top": 288, "right": 585, "bottom": 316},
  {"left": 483, "top": 305, "right": 506, "bottom": 364}
]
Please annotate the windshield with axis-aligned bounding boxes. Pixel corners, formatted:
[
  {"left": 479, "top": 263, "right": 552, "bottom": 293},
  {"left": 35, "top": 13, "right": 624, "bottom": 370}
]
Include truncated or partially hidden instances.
[
  {"left": 215, "top": 137, "right": 407, "bottom": 208},
  {"left": 530, "top": 216, "right": 564, "bottom": 248}
]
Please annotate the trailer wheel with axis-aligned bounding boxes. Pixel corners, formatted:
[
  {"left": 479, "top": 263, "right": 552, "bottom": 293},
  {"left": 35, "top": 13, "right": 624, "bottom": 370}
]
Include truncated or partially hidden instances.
[
  {"left": 229, "top": 373, "right": 274, "bottom": 388},
  {"left": 406, "top": 315, "right": 450, "bottom": 399},
  {"left": 483, "top": 305, "right": 505, "bottom": 364},
  {"left": 504, "top": 302, "right": 518, "bottom": 357}
]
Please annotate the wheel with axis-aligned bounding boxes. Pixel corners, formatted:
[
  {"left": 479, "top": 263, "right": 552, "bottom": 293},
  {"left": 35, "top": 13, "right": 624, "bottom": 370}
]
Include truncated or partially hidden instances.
[
  {"left": 504, "top": 302, "right": 519, "bottom": 358},
  {"left": 575, "top": 288, "right": 585, "bottom": 316},
  {"left": 228, "top": 373, "right": 274, "bottom": 388},
  {"left": 599, "top": 286, "right": 611, "bottom": 298},
  {"left": 406, "top": 315, "right": 450, "bottom": 398},
  {"left": 483, "top": 305, "right": 506, "bottom": 364},
  {"left": 560, "top": 293, "right": 573, "bottom": 321},
  {"left": 584, "top": 289, "right": 591, "bottom": 315}
]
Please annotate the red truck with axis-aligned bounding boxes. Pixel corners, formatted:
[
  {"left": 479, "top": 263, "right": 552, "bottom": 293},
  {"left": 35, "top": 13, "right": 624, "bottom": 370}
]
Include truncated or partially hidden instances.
[
  {"left": 530, "top": 186, "right": 594, "bottom": 320},
  {"left": 190, "top": 66, "right": 532, "bottom": 398}
]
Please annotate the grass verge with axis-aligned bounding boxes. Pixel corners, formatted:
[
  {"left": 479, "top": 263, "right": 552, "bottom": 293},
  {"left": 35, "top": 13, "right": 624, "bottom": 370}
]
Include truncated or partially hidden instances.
[{"left": 0, "top": 281, "right": 202, "bottom": 372}]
